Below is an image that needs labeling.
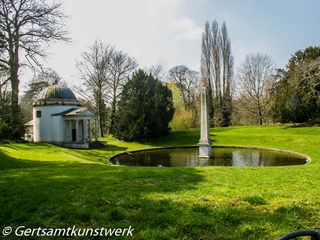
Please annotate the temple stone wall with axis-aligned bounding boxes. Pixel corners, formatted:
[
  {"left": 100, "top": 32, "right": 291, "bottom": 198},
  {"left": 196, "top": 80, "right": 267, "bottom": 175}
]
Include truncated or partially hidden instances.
[{"left": 33, "top": 105, "right": 80, "bottom": 142}]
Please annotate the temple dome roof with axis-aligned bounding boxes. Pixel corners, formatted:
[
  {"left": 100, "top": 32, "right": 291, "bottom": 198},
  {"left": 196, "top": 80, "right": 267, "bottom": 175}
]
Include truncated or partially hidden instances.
[
  {"left": 33, "top": 85, "right": 80, "bottom": 106},
  {"left": 39, "top": 85, "right": 77, "bottom": 100}
]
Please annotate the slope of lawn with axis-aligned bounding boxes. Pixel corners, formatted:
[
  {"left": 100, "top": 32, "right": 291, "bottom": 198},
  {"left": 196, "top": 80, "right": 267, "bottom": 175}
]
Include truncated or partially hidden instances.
[{"left": 0, "top": 125, "right": 320, "bottom": 239}]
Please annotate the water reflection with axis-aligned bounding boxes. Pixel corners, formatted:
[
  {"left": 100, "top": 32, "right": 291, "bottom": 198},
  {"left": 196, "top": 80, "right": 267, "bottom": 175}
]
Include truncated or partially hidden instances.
[{"left": 109, "top": 147, "right": 307, "bottom": 167}]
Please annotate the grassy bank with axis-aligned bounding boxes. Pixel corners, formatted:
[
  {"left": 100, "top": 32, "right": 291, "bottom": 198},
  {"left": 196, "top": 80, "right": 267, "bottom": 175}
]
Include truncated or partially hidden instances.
[{"left": 1, "top": 125, "right": 320, "bottom": 239}]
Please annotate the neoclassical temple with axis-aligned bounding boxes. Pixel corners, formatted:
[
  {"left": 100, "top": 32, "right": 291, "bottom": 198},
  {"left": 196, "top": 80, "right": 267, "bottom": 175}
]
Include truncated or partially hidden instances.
[{"left": 25, "top": 85, "right": 98, "bottom": 149}]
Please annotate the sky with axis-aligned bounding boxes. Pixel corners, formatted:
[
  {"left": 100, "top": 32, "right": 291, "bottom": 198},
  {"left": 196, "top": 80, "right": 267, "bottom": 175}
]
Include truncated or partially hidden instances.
[{"left": 21, "top": 0, "right": 320, "bottom": 89}]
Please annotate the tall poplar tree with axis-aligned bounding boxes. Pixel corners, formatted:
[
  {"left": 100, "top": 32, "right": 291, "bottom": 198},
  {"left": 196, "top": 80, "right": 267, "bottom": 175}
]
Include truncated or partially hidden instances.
[{"left": 200, "top": 20, "right": 234, "bottom": 127}]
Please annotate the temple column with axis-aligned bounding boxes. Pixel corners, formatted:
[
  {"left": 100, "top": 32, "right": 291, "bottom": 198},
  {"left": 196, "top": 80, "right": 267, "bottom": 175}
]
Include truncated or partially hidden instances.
[
  {"left": 68, "top": 120, "right": 72, "bottom": 142},
  {"left": 64, "top": 120, "right": 67, "bottom": 142},
  {"left": 95, "top": 119, "right": 98, "bottom": 141},
  {"left": 88, "top": 120, "right": 92, "bottom": 142},
  {"left": 83, "top": 119, "right": 88, "bottom": 143},
  {"left": 65, "top": 120, "right": 69, "bottom": 142},
  {"left": 67, "top": 120, "right": 71, "bottom": 142},
  {"left": 76, "top": 119, "right": 79, "bottom": 143},
  {"left": 69, "top": 120, "right": 74, "bottom": 142}
]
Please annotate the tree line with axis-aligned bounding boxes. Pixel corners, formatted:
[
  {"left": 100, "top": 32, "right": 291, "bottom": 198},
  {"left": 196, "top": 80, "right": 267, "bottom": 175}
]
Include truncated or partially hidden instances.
[
  {"left": 1, "top": 0, "right": 319, "bottom": 141},
  {"left": 200, "top": 20, "right": 320, "bottom": 126},
  {"left": 0, "top": 0, "right": 176, "bottom": 141}
]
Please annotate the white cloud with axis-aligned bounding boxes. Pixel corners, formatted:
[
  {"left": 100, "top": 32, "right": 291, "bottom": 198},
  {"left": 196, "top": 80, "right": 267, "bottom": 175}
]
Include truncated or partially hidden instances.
[
  {"left": 172, "top": 17, "right": 203, "bottom": 41},
  {"left": 21, "top": 0, "right": 203, "bottom": 89}
]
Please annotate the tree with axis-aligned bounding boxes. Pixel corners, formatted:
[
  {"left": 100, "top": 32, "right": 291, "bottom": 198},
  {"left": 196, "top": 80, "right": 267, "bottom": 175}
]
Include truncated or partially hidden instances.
[
  {"left": 20, "top": 69, "right": 64, "bottom": 122},
  {"left": 24, "top": 69, "right": 64, "bottom": 100},
  {"left": 0, "top": 29, "right": 6, "bottom": 72},
  {"left": 146, "top": 64, "right": 166, "bottom": 81},
  {"left": 107, "top": 50, "right": 137, "bottom": 132},
  {"left": 114, "top": 69, "right": 174, "bottom": 141},
  {"left": 271, "top": 46, "right": 320, "bottom": 123},
  {"left": 75, "top": 40, "right": 137, "bottom": 136},
  {"left": 168, "top": 82, "right": 198, "bottom": 131},
  {"left": 237, "top": 53, "right": 275, "bottom": 125},
  {"left": 200, "top": 20, "right": 233, "bottom": 127},
  {"left": 75, "top": 40, "right": 114, "bottom": 137},
  {"left": 0, "top": 0, "right": 69, "bottom": 138},
  {"left": 219, "top": 22, "right": 233, "bottom": 127},
  {"left": 168, "top": 65, "right": 199, "bottom": 109},
  {"left": 200, "top": 22, "right": 214, "bottom": 122}
]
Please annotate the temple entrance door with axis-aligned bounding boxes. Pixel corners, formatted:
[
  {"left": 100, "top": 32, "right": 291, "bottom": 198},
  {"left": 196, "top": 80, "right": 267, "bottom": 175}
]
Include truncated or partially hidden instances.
[{"left": 72, "top": 129, "right": 76, "bottom": 142}]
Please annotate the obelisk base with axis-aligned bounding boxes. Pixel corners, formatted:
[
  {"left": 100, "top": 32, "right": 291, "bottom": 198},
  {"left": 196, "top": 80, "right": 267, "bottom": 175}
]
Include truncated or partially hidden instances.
[{"left": 199, "top": 142, "right": 211, "bottom": 159}]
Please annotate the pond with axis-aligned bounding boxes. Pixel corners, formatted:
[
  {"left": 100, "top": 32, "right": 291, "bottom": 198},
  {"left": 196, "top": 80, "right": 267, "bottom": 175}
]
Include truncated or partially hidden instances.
[{"left": 109, "top": 146, "right": 308, "bottom": 167}]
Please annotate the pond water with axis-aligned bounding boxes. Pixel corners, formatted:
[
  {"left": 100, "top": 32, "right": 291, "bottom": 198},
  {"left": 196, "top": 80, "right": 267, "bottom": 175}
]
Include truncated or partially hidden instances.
[{"left": 109, "top": 147, "right": 307, "bottom": 167}]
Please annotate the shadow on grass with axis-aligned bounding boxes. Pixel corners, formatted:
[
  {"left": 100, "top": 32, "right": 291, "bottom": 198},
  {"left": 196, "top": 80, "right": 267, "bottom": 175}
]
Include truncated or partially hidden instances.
[
  {"left": 0, "top": 152, "right": 205, "bottom": 239},
  {"left": 284, "top": 123, "right": 320, "bottom": 128},
  {"left": 0, "top": 147, "right": 316, "bottom": 239},
  {"left": 72, "top": 144, "right": 128, "bottom": 163},
  {"left": 3, "top": 142, "right": 58, "bottom": 150},
  {"left": 0, "top": 150, "right": 63, "bottom": 170},
  {"left": 137, "top": 129, "right": 200, "bottom": 147},
  {"left": 0, "top": 143, "right": 128, "bottom": 167}
]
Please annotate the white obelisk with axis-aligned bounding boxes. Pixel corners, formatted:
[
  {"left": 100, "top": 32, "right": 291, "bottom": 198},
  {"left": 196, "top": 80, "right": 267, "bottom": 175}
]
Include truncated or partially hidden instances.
[{"left": 199, "top": 81, "right": 211, "bottom": 158}]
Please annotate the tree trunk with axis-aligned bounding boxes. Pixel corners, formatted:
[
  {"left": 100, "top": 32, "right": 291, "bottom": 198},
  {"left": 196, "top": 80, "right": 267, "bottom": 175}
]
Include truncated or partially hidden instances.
[
  {"left": 98, "top": 94, "right": 104, "bottom": 137},
  {"left": 109, "top": 89, "right": 117, "bottom": 133},
  {"left": 259, "top": 114, "right": 263, "bottom": 125},
  {"left": 207, "top": 80, "right": 215, "bottom": 127},
  {"left": 258, "top": 104, "right": 263, "bottom": 125},
  {"left": 9, "top": 39, "right": 23, "bottom": 138}
]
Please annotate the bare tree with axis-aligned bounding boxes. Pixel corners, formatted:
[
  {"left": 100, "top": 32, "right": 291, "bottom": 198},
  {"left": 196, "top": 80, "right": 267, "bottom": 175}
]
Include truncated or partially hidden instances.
[
  {"left": 211, "top": 20, "right": 221, "bottom": 101},
  {"left": 169, "top": 65, "right": 188, "bottom": 108},
  {"left": 24, "top": 69, "right": 64, "bottom": 100},
  {"left": 0, "top": 0, "right": 69, "bottom": 137},
  {"left": 168, "top": 65, "right": 199, "bottom": 109},
  {"left": 237, "top": 53, "right": 275, "bottom": 125},
  {"left": 200, "top": 21, "right": 214, "bottom": 120},
  {"left": 200, "top": 20, "right": 234, "bottom": 127},
  {"left": 184, "top": 69, "right": 199, "bottom": 109},
  {"left": 75, "top": 40, "right": 114, "bottom": 137},
  {"left": 21, "top": 69, "right": 64, "bottom": 121},
  {"left": 219, "top": 22, "right": 233, "bottom": 126},
  {"left": 108, "top": 51, "right": 137, "bottom": 132},
  {"left": 146, "top": 64, "right": 166, "bottom": 81},
  {"left": 75, "top": 41, "right": 137, "bottom": 135}
]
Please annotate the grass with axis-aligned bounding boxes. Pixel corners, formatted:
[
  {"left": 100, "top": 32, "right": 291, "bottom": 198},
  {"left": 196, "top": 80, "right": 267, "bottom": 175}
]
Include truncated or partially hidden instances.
[{"left": 0, "top": 125, "right": 320, "bottom": 239}]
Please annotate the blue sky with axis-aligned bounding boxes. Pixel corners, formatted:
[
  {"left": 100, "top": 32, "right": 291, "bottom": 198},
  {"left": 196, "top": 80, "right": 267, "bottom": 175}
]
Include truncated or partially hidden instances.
[
  {"left": 22, "top": 0, "right": 320, "bottom": 88},
  {"left": 186, "top": 0, "right": 320, "bottom": 68}
]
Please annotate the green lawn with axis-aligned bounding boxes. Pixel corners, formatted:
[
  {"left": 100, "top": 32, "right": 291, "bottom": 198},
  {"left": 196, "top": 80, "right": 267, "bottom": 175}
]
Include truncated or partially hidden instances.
[{"left": 1, "top": 125, "right": 320, "bottom": 239}]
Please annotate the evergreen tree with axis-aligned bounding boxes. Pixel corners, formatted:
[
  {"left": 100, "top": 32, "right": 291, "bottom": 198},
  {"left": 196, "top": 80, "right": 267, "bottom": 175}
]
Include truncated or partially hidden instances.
[
  {"left": 114, "top": 69, "right": 174, "bottom": 141},
  {"left": 271, "top": 46, "right": 320, "bottom": 123}
]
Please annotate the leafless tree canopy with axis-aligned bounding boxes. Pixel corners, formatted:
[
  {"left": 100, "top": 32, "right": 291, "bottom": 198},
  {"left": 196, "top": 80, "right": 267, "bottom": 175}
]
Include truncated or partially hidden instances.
[
  {"left": 236, "top": 53, "right": 275, "bottom": 125},
  {"left": 76, "top": 41, "right": 113, "bottom": 105},
  {"left": 0, "top": 0, "right": 69, "bottom": 73},
  {"left": 75, "top": 40, "right": 114, "bottom": 136},
  {"left": 24, "top": 68, "right": 64, "bottom": 100},
  {"left": 75, "top": 40, "right": 137, "bottom": 135},
  {"left": 0, "top": 0, "right": 69, "bottom": 134},
  {"left": 146, "top": 64, "right": 166, "bottom": 81},
  {"left": 168, "top": 65, "right": 199, "bottom": 109},
  {"left": 108, "top": 50, "right": 137, "bottom": 131}
]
